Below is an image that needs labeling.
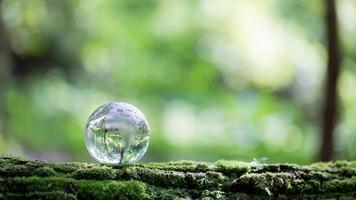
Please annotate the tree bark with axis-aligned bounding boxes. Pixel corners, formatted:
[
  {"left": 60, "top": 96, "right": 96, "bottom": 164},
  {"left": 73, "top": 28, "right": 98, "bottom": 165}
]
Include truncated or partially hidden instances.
[
  {"left": 0, "top": 157, "right": 355, "bottom": 199},
  {"left": 320, "top": 0, "right": 342, "bottom": 161}
]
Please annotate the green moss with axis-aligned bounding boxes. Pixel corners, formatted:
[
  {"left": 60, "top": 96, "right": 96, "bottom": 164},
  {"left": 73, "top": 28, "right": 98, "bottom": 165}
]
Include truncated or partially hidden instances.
[
  {"left": 215, "top": 160, "right": 251, "bottom": 177},
  {"left": 72, "top": 167, "right": 116, "bottom": 180},
  {"left": 334, "top": 160, "right": 356, "bottom": 168},
  {"left": 310, "top": 162, "right": 336, "bottom": 172},
  {"left": 0, "top": 156, "right": 28, "bottom": 165},
  {"left": 51, "top": 162, "right": 87, "bottom": 174},
  {"left": 309, "top": 160, "right": 356, "bottom": 173},
  {"left": 147, "top": 186, "right": 192, "bottom": 200},
  {"left": 4, "top": 191, "right": 77, "bottom": 200},
  {"left": 0, "top": 165, "right": 32, "bottom": 177},
  {"left": 3, "top": 177, "right": 73, "bottom": 193},
  {"left": 33, "top": 167, "right": 56, "bottom": 177},
  {"left": 124, "top": 167, "right": 225, "bottom": 190},
  {"left": 1, "top": 156, "right": 356, "bottom": 199},
  {"left": 321, "top": 177, "right": 356, "bottom": 193},
  {"left": 300, "top": 180, "right": 321, "bottom": 193},
  {"left": 140, "top": 160, "right": 213, "bottom": 173},
  {"left": 200, "top": 190, "right": 225, "bottom": 200},
  {"left": 2, "top": 177, "right": 148, "bottom": 200},
  {"left": 194, "top": 171, "right": 225, "bottom": 189},
  {"left": 125, "top": 167, "right": 187, "bottom": 188},
  {"left": 232, "top": 172, "right": 294, "bottom": 195},
  {"left": 76, "top": 180, "right": 147, "bottom": 200}
]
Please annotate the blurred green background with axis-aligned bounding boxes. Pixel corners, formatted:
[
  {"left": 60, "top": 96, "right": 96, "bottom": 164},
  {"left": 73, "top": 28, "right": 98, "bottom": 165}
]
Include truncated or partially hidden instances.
[{"left": 0, "top": 0, "right": 355, "bottom": 164}]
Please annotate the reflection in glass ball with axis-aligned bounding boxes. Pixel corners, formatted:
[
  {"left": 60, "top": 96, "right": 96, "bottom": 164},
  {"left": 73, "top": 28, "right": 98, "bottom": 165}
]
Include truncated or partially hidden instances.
[{"left": 85, "top": 102, "right": 150, "bottom": 165}]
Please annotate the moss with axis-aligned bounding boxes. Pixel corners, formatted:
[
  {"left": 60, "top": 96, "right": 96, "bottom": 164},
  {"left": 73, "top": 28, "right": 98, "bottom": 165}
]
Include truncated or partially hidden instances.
[
  {"left": 72, "top": 167, "right": 116, "bottom": 180},
  {"left": 310, "top": 162, "right": 331, "bottom": 171},
  {"left": 215, "top": 160, "right": 251, "bottom": 177},
  {"left": 300, "top": 180, "right": 321, "bottom": 193},
  {"left": 0, "top": 156, "right": 28, "bottom": 165},
  {"left": 191, "top": 171, "right": 225, "bottom": 190},
  {"left": 308, "top": 171, "right": 333, "bottom": 181},
  {"left": 125, "top": 167, "right": 187, "bottom": 188},
  {"left": 146, "top": 186, "right": 192, "bottom": 200},
  {"left": 124, "top": 167, "right": 225, "bottom": 190},
  {"left": 76, "top": 180, "right": 147, "bottom": 200},
  {"left": 0, "top": 158, "right": 54, "bottom": 178},
  {"left": 51, "top": 162, "right": 87, "bottom": 174},
  {"left": 200, "top": 190, "right": 225, "bottom": 200},
  {"left": 1, "top": 156, "right": 356, "bottom": 199},
  {"left": 321, "top": 177, "right": 356, "bottom": 193},
  {"left": 231, "top": 172, "right": 294, "bottom": 196},
  {"left": 140, "top": 160, "right": 213, "bottom": 173},
  {"left": 310, "top": 161, "right": 356, "bottom": 174},
  {"left": 0, "top": 165, "right": 33, "bottom": 177},
  {"left": 2, "top": 177, "right": 73, "bottom": 193},
  {"left": 334, "top": 160, "right": 356, "bottom": 168},
  {"left": 2, "top": 177, "right": 148, "bottom": 200},
  {"left": 33, "top": 167, "right": 56, "bottom": 177},
  {"left": 4, "top": 191, "right": 77, "bottom": 200},
  {"left": 253, "top": 163, "right": 303, "bottom": 174}
]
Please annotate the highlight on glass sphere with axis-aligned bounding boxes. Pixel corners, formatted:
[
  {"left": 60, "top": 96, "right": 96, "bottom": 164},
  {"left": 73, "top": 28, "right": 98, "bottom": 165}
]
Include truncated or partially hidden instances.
[{"left": 84, "top": 102, "right": 150, "bottom": 165}]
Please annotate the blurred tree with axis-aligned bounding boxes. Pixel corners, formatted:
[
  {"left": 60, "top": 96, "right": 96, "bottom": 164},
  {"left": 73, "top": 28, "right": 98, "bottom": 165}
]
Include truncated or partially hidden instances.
[
  {"left": 320, "top": 0, "right": 342, "bottom": 161},
  {"left": 5, "top": 1, "right": 82, "bottom": 80}
]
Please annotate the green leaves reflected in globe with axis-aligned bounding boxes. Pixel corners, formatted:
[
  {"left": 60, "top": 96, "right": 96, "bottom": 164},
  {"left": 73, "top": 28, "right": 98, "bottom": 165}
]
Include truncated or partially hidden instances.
[{"left": 85, "top": 102, "right": 150, "bottom": 165}]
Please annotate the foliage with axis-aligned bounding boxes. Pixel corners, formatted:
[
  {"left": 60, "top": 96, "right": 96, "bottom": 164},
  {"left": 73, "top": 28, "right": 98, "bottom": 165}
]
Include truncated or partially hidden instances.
[{"left": 0, "top": 0, "right": 356, "bottom": 163}]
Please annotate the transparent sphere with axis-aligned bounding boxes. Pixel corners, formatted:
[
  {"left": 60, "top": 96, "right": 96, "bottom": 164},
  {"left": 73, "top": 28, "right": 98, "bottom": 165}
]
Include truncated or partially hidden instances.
[{"left": 84, "top": 102, "right": 150, "bottom": 165}]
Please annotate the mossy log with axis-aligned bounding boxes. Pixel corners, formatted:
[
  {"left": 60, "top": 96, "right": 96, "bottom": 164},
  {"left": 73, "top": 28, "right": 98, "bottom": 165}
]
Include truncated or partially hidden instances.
[{"left": 0, "top": 157, "right": 355, "bottom": 199}]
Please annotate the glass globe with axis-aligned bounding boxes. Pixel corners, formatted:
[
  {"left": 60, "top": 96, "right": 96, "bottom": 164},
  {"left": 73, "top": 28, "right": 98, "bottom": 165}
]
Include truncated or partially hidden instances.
[{"left": 84, "top": 102, "right": 150, "bottom": 165}]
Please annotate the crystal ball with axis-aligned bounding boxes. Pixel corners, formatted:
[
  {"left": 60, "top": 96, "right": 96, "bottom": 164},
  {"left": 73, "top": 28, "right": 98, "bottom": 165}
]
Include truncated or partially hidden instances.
[{"left": 84, "top": 102, "right": 150, "bottom": 165}]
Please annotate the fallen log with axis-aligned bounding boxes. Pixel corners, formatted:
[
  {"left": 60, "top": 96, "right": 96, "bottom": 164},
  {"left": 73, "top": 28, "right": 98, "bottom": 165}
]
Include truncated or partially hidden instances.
[{"left": 0, "top": 156, "right": 355, "bottom": 199}]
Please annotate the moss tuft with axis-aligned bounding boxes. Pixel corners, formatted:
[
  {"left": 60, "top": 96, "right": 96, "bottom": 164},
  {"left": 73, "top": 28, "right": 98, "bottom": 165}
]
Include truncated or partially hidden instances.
[
  {"left": 76, "top": 180, "right": 147, "bottom": 200},
  {"left": 147, "top": 186, "right": 192, "bottom": 200},
  {"left": 141, "top": 160, "right": 213, "bottom": 173},
  {"left": 321, "top": 177, "right": 356, "bottom": 193},
  {"left": 232, "top": 172, "right": 295, "bottom": 195},
  {"left": 215, "top": 160, "right": 251, "bottom": 177},
  {"left": 125, "top": 167, "right": 187, "bottom": 188},
  {"left": 33, "top": 167, "right": 57, "bottom": 177},
  {"left": 200, "top": 190, "right": 225, "bottom": 200},
  {"left": 3, "top": 177, "right": 73, "bottom": 193},
  {"left": 4, "top": 191, "right": 77, "bottom": 200},
  {"left": 72, "top": 167, "right": 116, "bottom": 180}
]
